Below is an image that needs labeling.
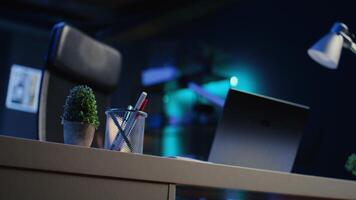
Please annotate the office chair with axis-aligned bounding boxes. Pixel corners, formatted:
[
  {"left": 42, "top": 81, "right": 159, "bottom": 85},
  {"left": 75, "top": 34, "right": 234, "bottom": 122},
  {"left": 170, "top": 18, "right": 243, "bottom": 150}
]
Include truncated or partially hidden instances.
[{"left": 38, "top": 22, "right": 122, "bottom": 147}]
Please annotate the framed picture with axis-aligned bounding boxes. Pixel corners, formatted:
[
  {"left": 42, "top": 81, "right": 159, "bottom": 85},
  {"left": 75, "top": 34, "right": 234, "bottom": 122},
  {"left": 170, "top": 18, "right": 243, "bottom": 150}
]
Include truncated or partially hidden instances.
[{"left": 6, "top": 64, "right": 42, "bottom": 113}]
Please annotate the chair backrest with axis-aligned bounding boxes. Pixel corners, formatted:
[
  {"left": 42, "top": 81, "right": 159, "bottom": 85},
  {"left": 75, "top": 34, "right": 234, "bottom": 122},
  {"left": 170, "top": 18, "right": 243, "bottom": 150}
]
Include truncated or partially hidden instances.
[{"left": 38, "top": 22, "right": 122, "bottom": 147}]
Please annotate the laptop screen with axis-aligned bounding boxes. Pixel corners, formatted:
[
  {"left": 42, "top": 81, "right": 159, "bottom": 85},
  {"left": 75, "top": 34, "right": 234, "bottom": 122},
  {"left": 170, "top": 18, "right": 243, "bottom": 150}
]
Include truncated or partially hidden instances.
[{"left": 208, "top": 89, "right": 309, "bottom": 172}]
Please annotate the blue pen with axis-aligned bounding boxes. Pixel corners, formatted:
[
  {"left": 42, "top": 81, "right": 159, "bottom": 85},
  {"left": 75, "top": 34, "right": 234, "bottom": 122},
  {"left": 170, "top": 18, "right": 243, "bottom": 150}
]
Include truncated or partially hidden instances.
[
  {"left": 114, "top": 105, "right": 133, "bottom": 151},
  {"left": 123, "top": 105, "right": 133, "bottom": 129}
]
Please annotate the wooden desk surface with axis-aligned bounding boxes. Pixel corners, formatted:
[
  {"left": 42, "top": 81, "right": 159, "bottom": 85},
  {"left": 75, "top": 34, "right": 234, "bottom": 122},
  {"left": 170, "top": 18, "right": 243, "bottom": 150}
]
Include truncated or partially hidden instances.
[{"left": 0, "top": 135, "right": 355, "bottom": 199}]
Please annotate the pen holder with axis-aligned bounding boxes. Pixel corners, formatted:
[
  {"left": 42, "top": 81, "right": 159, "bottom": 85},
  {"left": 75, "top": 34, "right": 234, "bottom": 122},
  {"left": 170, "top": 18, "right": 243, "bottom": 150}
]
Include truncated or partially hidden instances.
[{"left": 104, "top": 108, "right": 147, "bottom": 153}]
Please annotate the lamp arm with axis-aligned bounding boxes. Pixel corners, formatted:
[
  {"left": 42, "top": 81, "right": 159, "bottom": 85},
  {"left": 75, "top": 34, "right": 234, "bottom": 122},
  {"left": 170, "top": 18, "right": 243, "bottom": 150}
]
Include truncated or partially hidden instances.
[
  {"left": 340, "top": 31, "right": 356, "bottom": 54},
  {"left": 350, "top": 43, "right": 356, "bottom": 54}
]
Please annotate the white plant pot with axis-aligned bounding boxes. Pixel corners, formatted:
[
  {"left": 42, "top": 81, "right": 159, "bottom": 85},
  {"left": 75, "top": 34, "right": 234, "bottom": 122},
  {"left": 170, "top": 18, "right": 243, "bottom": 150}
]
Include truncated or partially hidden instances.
[{"left": 63, "top": 120, "right": 95, "bottom": 147}]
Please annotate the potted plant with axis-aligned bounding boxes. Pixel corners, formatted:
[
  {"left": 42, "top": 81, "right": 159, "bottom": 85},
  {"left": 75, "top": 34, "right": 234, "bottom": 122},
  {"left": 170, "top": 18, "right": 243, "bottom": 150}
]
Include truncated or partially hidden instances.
[
  {"left": 345, "top": 153, "right": 356, "bottom": 176},
  {"left": 62, "top": 85, "right": 99, "bottom": 147}
]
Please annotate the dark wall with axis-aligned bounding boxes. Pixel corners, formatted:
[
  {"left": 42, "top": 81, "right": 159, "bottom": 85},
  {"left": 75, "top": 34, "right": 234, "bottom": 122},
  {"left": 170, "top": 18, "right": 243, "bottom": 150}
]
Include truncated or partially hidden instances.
[
  {"left": 0, "top": 31, "right": 11, "bottom": 123},
  {"left": 0, "top": 26, "right": 49, "bottom": 139},
  {"left": 130, "top": 1, "right": 356, "bottom": 179}
]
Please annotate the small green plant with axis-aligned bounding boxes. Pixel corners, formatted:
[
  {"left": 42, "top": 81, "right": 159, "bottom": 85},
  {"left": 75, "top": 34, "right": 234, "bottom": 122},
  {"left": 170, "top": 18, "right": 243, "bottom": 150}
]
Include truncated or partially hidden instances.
[
  {"left": 345, "top": 153, "right": 356, "bottom": 176},
  {"left": 62, "top": 85, "right": 99, "bottom": 129}
]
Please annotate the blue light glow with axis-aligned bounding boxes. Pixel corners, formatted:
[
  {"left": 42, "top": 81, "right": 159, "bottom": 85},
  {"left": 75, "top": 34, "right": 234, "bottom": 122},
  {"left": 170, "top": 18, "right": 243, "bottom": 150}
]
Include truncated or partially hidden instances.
[
  {"left": 225, "top": 190, "right": 247, "bottom": 200},
  {"left": 163, "top": 79, "right": 231, "bottom": 119},
  {"left": 162, "top": 125, "right": 182, "bottom": 156},
  {"left": 141, "top": 65, "right": 178, "bottom": 86},
  {"left": 230, "top": 76, "right": 239, "bottom": 87},
  {"left": 213, "top": 62, "right": 260, "bottom": 93},
  {"left": 188, "top": 82, "right": 225, "bottom": 107},
  {"left": 234, "top": 72, "right": 257, "bottom": 93},
  {"left": 203, "top": 79, "right": 230, "bottom": 98},
  {"left": 163, "top": 88, "right": 197, "bottom": 118},
  {"left": 163, "top": 95, "right": 170, "bottom": 103}
]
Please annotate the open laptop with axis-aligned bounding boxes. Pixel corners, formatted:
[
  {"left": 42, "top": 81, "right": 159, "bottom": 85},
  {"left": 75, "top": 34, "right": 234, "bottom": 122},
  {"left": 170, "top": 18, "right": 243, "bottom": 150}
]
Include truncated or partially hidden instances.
[{"left": 208, "top": 89, "right": 309, "bottom": 172}]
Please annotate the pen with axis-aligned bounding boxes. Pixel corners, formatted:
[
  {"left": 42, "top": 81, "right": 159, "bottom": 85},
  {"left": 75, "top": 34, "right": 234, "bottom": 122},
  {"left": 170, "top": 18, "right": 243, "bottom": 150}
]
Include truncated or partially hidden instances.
[
  {"left": 121, "top": 98, "right": 149, "bottom": 148},
  {"left": 123, "top": 105, "right": 133, "bottom": 128},
  {"left": 110, "top": 92, "right": 147, "bottom": 151},
  {"left": 109, "top": 105, "right": 133, "bottom": 151}
]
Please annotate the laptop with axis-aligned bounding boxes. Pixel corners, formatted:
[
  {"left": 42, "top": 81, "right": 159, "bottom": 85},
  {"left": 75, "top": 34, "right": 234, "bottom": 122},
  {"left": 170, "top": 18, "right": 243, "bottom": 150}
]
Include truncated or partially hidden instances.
[{"left": 208, "top": 89, "right": 309, "bottom": 172}]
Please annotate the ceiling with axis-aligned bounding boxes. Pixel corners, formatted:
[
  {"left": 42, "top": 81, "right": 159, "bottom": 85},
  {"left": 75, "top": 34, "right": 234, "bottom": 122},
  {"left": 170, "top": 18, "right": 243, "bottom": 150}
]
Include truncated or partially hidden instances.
[{"left": 0, "top": 0, "right": 233, "bottom": 43}]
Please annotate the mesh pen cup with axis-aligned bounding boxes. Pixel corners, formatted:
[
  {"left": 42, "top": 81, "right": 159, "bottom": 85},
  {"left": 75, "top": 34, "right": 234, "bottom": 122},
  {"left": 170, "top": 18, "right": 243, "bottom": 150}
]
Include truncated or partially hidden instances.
[{"left": 105, "top": 108, "right": 147, "bottom": 153}]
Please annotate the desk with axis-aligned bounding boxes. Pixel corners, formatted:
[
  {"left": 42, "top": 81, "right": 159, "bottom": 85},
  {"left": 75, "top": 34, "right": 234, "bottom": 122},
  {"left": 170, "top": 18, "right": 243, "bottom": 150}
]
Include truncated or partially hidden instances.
[{"left": 0, "top": 136, "right": 355, "bottom": 200}]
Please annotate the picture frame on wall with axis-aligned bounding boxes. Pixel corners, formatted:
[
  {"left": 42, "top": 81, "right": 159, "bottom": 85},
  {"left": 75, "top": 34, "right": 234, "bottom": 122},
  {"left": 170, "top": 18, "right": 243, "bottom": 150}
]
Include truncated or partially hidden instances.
[{"left": 5, "top": 64, "right": 42, "bottom": 113}]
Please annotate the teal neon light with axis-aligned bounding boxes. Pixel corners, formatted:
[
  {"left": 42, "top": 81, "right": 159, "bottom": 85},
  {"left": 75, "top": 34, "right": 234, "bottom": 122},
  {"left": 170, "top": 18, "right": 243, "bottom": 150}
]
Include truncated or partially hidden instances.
[
  {"left": 230, "top": 76, "right": 239, "bottom": 88},
  {"left": 203, "top": 79, "right": 230, "bottom": 98},
  {"left": 162, "top": 63, "right": 261, "bottom": 157},
  {"left": 162, "top": 126, "right": 182, "bottom": 156},
  {"left": 163, "top": 88, "right": 197, "bottom": 118},
  {"left": 213, "top": 62, "right": 260, "bottom": 93}
]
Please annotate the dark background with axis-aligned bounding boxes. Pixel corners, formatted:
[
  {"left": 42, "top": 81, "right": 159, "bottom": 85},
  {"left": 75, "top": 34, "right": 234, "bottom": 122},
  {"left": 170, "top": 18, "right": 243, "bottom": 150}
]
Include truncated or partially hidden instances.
[{"left": 0, "top": 0, "right": 355, "bottom": 180}]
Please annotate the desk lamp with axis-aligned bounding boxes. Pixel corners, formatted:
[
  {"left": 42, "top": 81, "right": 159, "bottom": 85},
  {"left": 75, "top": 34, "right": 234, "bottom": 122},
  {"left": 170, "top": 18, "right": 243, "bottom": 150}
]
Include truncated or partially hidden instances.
[{"left": 308, "top": 22, "right": 356, "bottom": 69}]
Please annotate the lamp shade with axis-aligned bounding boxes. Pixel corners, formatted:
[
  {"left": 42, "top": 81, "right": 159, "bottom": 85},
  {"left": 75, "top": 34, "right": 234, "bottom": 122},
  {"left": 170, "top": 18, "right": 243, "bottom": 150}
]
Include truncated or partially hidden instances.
[{"left": 308, "top": 32, "right": 344, "bottom": 69}]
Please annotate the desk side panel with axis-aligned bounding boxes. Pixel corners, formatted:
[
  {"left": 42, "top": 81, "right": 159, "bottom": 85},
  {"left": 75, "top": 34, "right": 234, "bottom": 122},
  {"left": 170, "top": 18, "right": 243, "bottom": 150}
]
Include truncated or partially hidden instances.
[{"left": 0, "top": 167, "right": 169, "bottom": 200}]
